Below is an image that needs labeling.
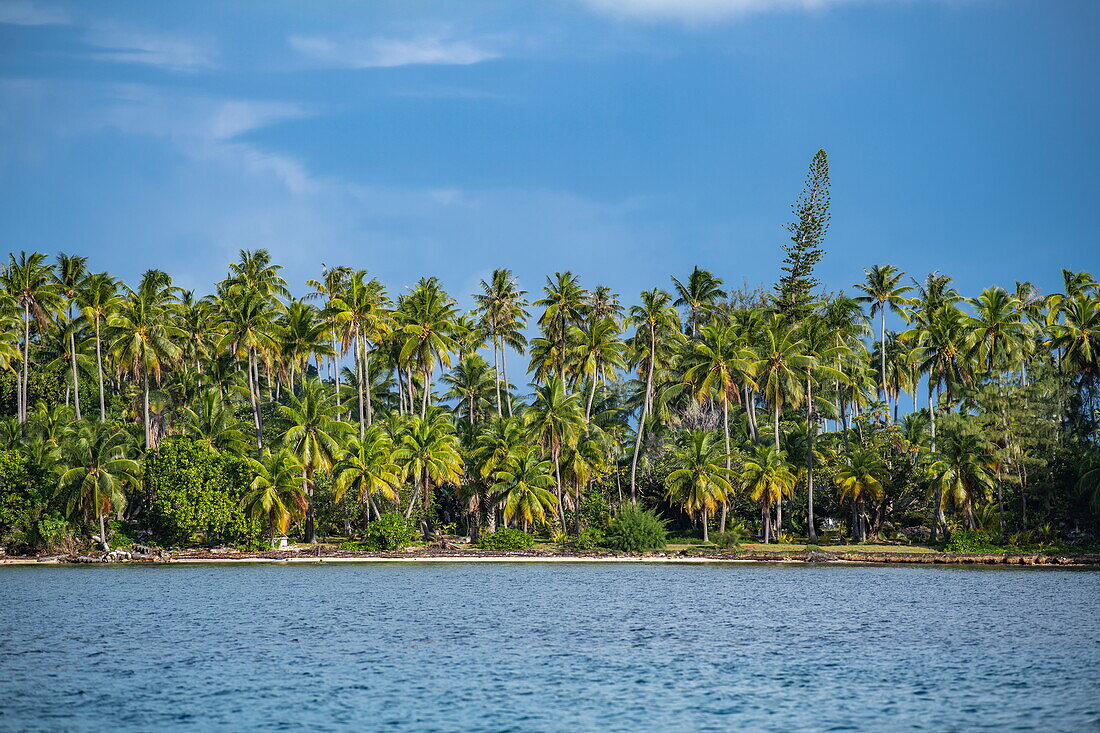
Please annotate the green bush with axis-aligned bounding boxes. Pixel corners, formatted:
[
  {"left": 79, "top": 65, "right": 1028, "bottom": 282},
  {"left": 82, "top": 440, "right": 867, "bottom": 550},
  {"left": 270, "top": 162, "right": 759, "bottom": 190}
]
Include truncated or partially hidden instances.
[
  {"left": 713, "top": 520, "right": 748, "bottom": 550},
  {"left": 476, "top": 527, "right": 536, "bottom": 551},
  {"left": 362, "top": 513, "right": 417, "bottom": 551},
  {"left": 603, "top": 503, "right": 667, "bottom": 553},
  {"left": 561, "top": 527, "right": 605, "bottom": 552},
  {"left": 141, "top": 437, "right": 261, "bottom": 548},
  {"left": 944, "top": 529, "right": 1000, "bottom": 553}
]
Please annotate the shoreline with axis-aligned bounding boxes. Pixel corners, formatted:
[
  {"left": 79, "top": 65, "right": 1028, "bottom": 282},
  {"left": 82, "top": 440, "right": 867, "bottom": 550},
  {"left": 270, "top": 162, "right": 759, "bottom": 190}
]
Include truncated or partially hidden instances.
[{"left": 4, "top": 550, "right": 1099, "bottom": 567}]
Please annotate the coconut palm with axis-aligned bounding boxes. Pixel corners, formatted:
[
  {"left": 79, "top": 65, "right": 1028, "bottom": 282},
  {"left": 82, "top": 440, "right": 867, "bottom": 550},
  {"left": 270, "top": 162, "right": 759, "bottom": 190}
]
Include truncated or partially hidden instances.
[
  {"left": 391, "top": 411, "right": 464, "bottom": 523},
  {"left": 397, "top": 278, "right": 457, "bottom": 418},
  {"left": 55, "top": 424, "right": 140, "bottom": 551},
  {"left": 626, "top": 289, "right": 682, "bottom": 500},
  {"left": 217, "top": 288, "right": 276, "bottom": 447},
  {"left": 333, "top": 425, "right": 401, "bottom": 518},
  {"left": 1, "top": 252, "right": 64, "bottom": 423},
  {"left": 525, "top": 376, "right": 585, "bottom": 529},
  {"left": 279, "top": 379, "right": 351, "bottom": 542},
  {"left": 664, "top": 430, "right": 732, "bottom": 542},
  {"left": 332, "top": 272, "right": 392, "bottom": 431},
  {"left": 78, "top": 270, "right": 120, "bottom": 422},
  {"left": 278, "top": 300, "right": 332, "bottom": 393},
  {"left": 855, "top": 264, "right": 912, "bottom": 408},
  {"left": 569, "top": 316, "right": 626, "bottom": 419},
  {"left": 492, "top": 449, "right": 558, "bottom": 530},
  {"left": 741, "top": 444, "right": 796, "bottom": 543},
  {"left": 928, "top": 421, "right": 996, "bottom": 532},
  {"left": 473, "top": 269, "right": 529, "bottom": 417},
  {"left": 534, "top": 272, "right": 588, "bottom": 380},
  {"left": 442, "top": 354, "right": 497, "bottom": 428},
  {"left": 179, "top": 389, "right": 250, "bottom": 456},
  {"left": 243, "top": 449, "right": 307, "bottom": 541},
  {"left": 965, "top": 287, "right": 1029, "bottom": 379},
  {"left": 110, "top": 270, "right": 182, "bottom": 448},
  {"left": 672, "top": 266, "right": 725, "bottom": 336},
  {"left": 756, "top": 317, "right": 813, "bottom": 450},
  {"left": 54, "top": 253, "right": 89, "bottom": 421},
  {"left": 833, "top": 447, "right": 886, "bottom": 541}
]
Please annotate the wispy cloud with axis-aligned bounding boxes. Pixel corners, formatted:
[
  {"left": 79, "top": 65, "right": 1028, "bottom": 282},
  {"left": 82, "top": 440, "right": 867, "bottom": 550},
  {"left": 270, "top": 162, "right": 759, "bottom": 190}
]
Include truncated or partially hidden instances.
[
  {"left": 289, "top": 33, "right": 498, "bottom": 69},
  {"left": 0, "top": 0, "right": 68, "bottom": 25},
  {"left": 579, "top": 0, "right": 877, "bottom": 22},
  {"left": 85, "top": 25, "right": 216, "bottom": 71}
]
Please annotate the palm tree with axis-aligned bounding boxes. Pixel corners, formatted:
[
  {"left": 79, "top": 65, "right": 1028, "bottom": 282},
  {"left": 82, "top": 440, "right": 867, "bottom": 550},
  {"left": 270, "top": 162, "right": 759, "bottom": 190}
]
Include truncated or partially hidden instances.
[
  {"left": 1, "top": 252, "right": 63, "bottom": 423},
  {"left": 110, "top": 270, "right": 181, "bottom": 448},
  {"left": 534, "top": 272, "right": 588, "bottom": 380},
  {"left": 756, "top": 317, "right": 813, "bottom": 450},
  {"left": 221, "top": 248, "right": 290, "bottom": 301},
  {"left": 56, "top": 424, "right": 140, "bottom": 550},
  {"left": 391, "top": 411, "right": 463, "bottom": 523},
  {"left": 54, "top": 253, "right": 89, "bottom": 421},
  {"left": 965, "top": 287, "right": 1029, "bottom": 379},
  {"left": 664, "top": 431, "right": 732, "bottom": 542},
  {"left": 279, "top": 379, "right": 351, "bottom": 542},
  {"left": 855, "top": 265, "right": 912, "bottom": 409},
  {"left": 492, "top": 449, "right": 558, "bottom": 530},
  {"left": 741, "top": 444, "right": 796, "bottom": 543},
  {"left": 473, "top": 269, "right": 529, "bottom": 417},
  {"left": 833, "top": 447, "right": 886, "bottom": 541},
  {"left": 278, "top": 300, "right": 332, "bottom": 393},
  {"left": 680, "top": 321, "right": 756, "bottom": 530},
  {"left": 76, "top": 273, "right": 119, "bottom": 421},
  {"left": 217, "top": 288, "right": 276, "bottom": 447},
  {"left": 179, "top": 389, "right": 249, "bottom": 456},
  {"left": 569, "top": 316, "right": 626, "bottom": 419},
  {"left": 243, "top": 449, "right": 307, "bottom": 542},
  {"left": 333, "top": 425, "right": 401, "bottom": 519},
  {"left": 525, "top": 376, "right": 585, "bottom": 529},
  {"left": 442, "top": 354, "right": 497, "bottom": 428},
  {"left": 306, "top": 263, "right": 354, "bottom": 401},
  {"left": 672, "top": 266, "right": 725, "bottom": 336},
  {"left": 1049, "top": 295, "right": 1100, "bottom": 432},
  {"left": 561, "top": 425, "right": 611, "bottom": 534},
  {"left": 929, "top": 421, "right": 996, "bottom": 532},
  {"left": 332, "top": 272, "right": 391, "bottom": 432},
  {"left": 398, "top": 278, "right": 457, "bottom": 418},
  {"left": 626, "top": 289, "right": 681, "bottom": 500}
]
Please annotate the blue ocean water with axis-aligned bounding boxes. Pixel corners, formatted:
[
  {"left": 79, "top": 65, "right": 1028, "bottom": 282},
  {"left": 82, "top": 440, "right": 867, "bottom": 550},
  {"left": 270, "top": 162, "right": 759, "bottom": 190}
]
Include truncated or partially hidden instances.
[{"left": 1, "top": 563, "right": 1097, "bottom": 732}]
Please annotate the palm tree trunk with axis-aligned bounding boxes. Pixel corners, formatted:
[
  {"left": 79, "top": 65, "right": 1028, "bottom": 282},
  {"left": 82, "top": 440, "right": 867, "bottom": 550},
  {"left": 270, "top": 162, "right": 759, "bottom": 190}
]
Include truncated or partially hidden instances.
[
  {"left": 701, "top": 508, "right": 709, "bottom": 543},
  {"left": 20, "top": 302, "right": 29, "bottom": 423},
  {"left": 880, "top": 307, "right": 887, "bottom": 411},
  {"left": 744, "top": 386, "right": 758, "bottom": 443},
  {"left": 585, "top": 376, "right": 597, "bottom": 421},
  {"left": 304, "top": 469, "right": 315, "bottom": 543},
  {"left": 95, "top": 318, "right": 106, "bottom": 421},
  {"left": 493, "top": 335, "right": 502, "bottom": 418},
  {"left": 501, "top": 346, "right": 513, "bottom": 417},
  {"left": 630, "top": 337, "right": 657, "bottom": 502},
  {"left": 248, "top": 348, "right": 262, "bottom": 448},
  {"left": 421, "top": 368, "right": 430, "bottom": 417},
  {"left": 143, "top": 372, "right": 151, "bottom": 449},
  {"left": 574, "top": 480, "right": 583, "bottom": 536},
  {"left": 806, "top": 377, "right": 817, "bottom": 541},
  {"left": 70, "top": 328, "right": 81, "bottom": 421},
  {"left": 773, "top": 405, "right": 781, "bottom": 450},
  {"left": 761, "top": 504, "right": 770, "bottom": 543},
  {"left": 356, "top": 331, "right": 366, "bottom": 439},
  {"left": 99, "top": 513, "right": 109, "bottom": 551},
  {"left": 553, "top": 445, "right": 566, "bottom": 531},
  {"left": 720, "top": 398, "right": 730, "bottom": 533}
]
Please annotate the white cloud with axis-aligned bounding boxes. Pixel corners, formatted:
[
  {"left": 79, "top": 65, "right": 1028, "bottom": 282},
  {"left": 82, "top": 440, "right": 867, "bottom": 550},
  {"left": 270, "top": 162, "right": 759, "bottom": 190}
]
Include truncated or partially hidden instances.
[
  {"left": 85, "top": 25, "right": 216, "bottom": 71},
  {"left": 0, "top": 0, "right": 68, "bottom": 25},
  {"left": 580, "top": 0, "right": 872, "bottom": 22},
  {"left": 289, "top": 34, "right": 497, "bottom": 69}
]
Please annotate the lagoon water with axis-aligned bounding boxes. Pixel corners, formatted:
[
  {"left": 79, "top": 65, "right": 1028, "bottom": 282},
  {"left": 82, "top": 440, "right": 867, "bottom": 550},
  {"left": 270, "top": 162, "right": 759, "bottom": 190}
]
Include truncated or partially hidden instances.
[{"left": 1, "top": 563, "right": 1097, "bottom": 732}]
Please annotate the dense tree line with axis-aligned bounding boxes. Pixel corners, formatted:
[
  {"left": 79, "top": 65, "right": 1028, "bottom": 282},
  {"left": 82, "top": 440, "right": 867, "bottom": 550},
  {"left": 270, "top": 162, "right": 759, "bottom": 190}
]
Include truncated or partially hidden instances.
[{"left": 1, "top": 156, "right": 1097, "bottom": 554}]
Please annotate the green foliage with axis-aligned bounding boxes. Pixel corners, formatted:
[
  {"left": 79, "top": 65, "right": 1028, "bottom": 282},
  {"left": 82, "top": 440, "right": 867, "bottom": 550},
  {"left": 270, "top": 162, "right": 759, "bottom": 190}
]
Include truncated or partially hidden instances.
[
  {"left": 476, "top": 527, "right": 536, "bottom": 551},
  {"left": 944, "top": 529, "right": 1001, "bottom": 553},
  {"left": 603, "top": 503, "right": 667, "bottom": 553},
  {"left": 561, "top": 526, "right": 605, "bottom": 552},
  {"left": 140, "top": 436, "right": 261, "bottom": 548},
  {"left": 714, "top": 520, "right": 748, "bottom": 549},
  {"left": 0, "top": 448, "right": 71, "bottom": 553},
  {"left": 361, "top": 512, "right": 416, "bottom": 551}
]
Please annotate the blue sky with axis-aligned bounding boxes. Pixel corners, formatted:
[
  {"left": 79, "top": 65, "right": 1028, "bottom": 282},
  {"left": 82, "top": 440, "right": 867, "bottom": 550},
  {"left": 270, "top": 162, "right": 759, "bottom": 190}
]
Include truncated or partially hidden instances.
[{"left": 1, "top": 0, "right": 1097, "bottom": 316}]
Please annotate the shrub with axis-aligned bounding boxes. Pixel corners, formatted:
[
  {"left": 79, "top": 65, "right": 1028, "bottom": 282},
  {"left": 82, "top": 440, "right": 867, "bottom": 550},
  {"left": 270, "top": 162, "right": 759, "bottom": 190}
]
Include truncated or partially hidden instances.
[
  {"left": 944, "top": 529, "right": 1000, "bottom": 553},
  {"left": 713, "top": 520, "right": 748, "bottom": 550},
  {"left": 561, "top": 527, "right": 605, "bottom": 552},
  {"left": 603, "top": 503, "right": 667, "bottom": 554},
  {"left": 140, "top": 437, "right": 261, "bottom": 548},
  {"left": 476, "top": 527, "right": 536, "bottom": 551},
  {"left": 362, "top": 513, "right": 417, "bottom": 551}
]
